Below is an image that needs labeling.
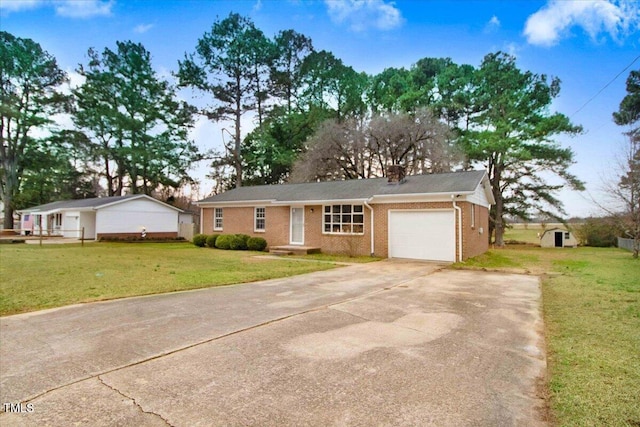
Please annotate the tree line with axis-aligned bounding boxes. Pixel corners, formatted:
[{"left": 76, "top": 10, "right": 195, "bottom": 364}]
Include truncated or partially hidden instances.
[{"left": 5, "top": 12, "right": 630, "bottom": 246}]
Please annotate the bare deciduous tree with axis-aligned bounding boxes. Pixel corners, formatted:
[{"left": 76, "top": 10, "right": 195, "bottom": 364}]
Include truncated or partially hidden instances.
[
  {"left": 598, "top": 135, "right": 640, "bottom": 257},
  {"left": 290, "top": 109, "right": 456, "bottom": 182}
]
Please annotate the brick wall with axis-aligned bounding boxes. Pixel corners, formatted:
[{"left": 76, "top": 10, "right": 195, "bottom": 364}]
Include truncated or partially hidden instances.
[
  {"left": 305, "top": 205, "right": 372, "bottom": 256},
  {"left": 201, "top": 206, "right": 290, "bottom": 247},
  {"left": 460, "top": 201, "right": 489, "bottom": 259},
  {"left": 200, "top": 201, "right": 489, "bottom": 260}
]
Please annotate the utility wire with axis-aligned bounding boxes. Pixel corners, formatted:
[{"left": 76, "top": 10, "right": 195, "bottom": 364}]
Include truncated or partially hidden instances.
[{"left": 570, "top": 54, "right": 639, "bottom": 119}]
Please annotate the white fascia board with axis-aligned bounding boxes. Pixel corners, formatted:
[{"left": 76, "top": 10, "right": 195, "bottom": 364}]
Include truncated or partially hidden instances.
[
  {"left": 478, "top": 172, "right": 495, "bottom": 205},
  {"left": 95, "top": 194, "right": 184, "bottom": 213},
  {"left": 196, "top": 200, "right": 277, "bottom": 208},
  {"left": 370, "top": 191, "right": 475, "bottom": 204},
  {"left": 25, "top": 209, "right": 62, "bottom": 216},
  {"left": 271, "top": 198, "right": 368, "bottom": 206}
]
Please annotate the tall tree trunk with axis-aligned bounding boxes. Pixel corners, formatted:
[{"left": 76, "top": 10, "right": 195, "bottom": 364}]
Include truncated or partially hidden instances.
[
  {"left": 2, "top": 166, "right": 18, "bottom": 230},
  {"left": 2, "top": 193, "right": 14, "bottom": 230},
  {"left": 491, "top": 161, "right": 505, "bottom": 247},
  {"left": 235, "top": 78, "right": 243, "bottom": 188}
]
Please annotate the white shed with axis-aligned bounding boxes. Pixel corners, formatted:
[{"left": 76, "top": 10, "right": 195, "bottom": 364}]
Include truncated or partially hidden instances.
[
  {"left": 540, "top": 227, "right": 578, "bottom": 248},
  {"left": 19, "top": 195, "right": 182, "bottom": 240}
]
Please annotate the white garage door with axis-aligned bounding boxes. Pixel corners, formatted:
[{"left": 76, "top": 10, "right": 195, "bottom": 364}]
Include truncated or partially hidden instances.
[{"left": 388, "top": 210, "right": 456, "bottom": 261}]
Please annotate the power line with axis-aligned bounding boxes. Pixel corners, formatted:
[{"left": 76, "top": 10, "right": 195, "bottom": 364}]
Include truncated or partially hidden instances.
[{"left": 570, "top": 54, "right": 639, "bottom": 119}]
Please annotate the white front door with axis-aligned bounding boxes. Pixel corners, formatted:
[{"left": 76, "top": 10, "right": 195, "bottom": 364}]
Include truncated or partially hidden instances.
[{"left": 290, "top": 207, "right": 304, "bottom": 245}]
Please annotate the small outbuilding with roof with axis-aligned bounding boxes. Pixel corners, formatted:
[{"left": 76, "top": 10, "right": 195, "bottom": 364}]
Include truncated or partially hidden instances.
[
  {"left": 540, "top": 227, "right": 578, "bottom": 248},
  {"left": 196, "top": 168, "right": 494, "bottom": 262},
  {"left": 18, "top": 194, "right": 182, "bottom": 240}
]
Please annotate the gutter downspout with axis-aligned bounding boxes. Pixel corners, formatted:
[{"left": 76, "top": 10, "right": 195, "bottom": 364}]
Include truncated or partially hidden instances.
[
  {"left": 364, "top": 198, "right": 374, "bottom": 256},
  {"left": 452, "top": 196, "right": 462, "bottom": 262}
]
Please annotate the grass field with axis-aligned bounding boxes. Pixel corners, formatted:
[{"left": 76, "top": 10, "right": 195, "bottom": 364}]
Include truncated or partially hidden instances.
[
  {"left": 456, "top": 242, "right": 640, "bottom": 426},
  {"left": 0, "top": 242, "right": 347, "bottom": 316},
  {"left": 2, "top": 232, "right": 637, "bottom": 425}
]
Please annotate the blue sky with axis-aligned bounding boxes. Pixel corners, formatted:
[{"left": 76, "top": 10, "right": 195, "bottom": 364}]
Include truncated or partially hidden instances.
[{"left": 2, "top": 0, "right": 639, "bottom": 217}]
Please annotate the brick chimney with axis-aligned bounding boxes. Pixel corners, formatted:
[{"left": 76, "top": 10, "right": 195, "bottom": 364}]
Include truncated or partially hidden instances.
[{"left": 387, "top": 165, "right": 406, "bottom": 183}]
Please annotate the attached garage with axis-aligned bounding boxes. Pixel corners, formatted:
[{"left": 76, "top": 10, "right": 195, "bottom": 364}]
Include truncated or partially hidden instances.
[{"left": 388, "top": 210, "right": 456, "bottom": 261}]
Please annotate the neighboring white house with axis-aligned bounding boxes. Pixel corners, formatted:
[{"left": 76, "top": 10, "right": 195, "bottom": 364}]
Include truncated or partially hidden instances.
[
  {"left": 18, "top": 195, "right": 182, "bottom": 240},
  {"left": 540, "top": 227, "right": 578, "bottom": 248}
]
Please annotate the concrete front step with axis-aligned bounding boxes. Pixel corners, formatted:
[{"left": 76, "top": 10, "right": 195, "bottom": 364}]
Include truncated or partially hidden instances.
[
  {"left": 269, "top": 250, "right": 294, "bottom": 255},
  {"left": 268, "top": 245, "right": 321, "bottom": 255}
]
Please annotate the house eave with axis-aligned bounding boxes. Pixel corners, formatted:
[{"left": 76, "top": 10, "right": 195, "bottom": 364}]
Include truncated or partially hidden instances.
[
  {"left": 369, "top": 191, "right": 475, "bottom": 204},
  {"left": 94, "top": 194, "right": 184, "bottom": 213}
]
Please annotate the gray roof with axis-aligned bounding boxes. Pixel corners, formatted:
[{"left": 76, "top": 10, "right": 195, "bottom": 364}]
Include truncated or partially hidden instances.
[
  {"left": 198, "top": 170, "right": 488, "bottom": 204},
  {"left": 21, "top": 195, "right": 180, "bottom": 213}
]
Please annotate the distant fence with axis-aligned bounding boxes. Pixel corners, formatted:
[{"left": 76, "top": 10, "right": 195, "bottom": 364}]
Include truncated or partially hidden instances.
[
  {"left": 178, "top": 223, "right": 196, "bottom": 241},
  {"left": 617, "top": 237, "right": 635, "bottom": 251}
]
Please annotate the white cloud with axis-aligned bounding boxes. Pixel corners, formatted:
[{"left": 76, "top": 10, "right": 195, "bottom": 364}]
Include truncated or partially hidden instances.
[
  {"left": 1, "top": 0, "right": 114, "bottom": 17},
  {"left": 484, "top": 15, "right": 500, "bottom": 33},
  {"left": 325, "top": 0, "right": 404, "bottom": 32},
  {"left": 524, "top": 0, "right": 640, "bottom": 46},
  {"left": 134, "top": 23, "right": 153, "bottom": 34},
  {"left": 0, "top": 0, "right": 44, "bottom": 12},
  {"left": 54, "top": 0, "right": 113, "bottom": 18}
]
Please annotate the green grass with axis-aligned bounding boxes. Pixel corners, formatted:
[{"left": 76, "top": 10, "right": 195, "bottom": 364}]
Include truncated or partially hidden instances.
[
  {"left": 455, "top": 246, "right": 640, "bottom": 426},
  {"left": 0, "top": 242, "right": 342, "bottom": 316}
]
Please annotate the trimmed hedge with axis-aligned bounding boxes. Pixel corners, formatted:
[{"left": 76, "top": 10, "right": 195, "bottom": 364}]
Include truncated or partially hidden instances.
[
  {"left": 193, "top": 234, "right": 208, "bottom": 247},
  {"left": 212, "top": 234, "right": 268, "bottom": 251},
  {"left": 214, "top": 234, "right": 233, "bottom": 250},
  {"left": 247, "top": 237, "right": 267, "bottom": 251},
  {"left": 206, "top": 234, "right": 219, "bottom": 248},
  {"left": 230, "top": 234, "right": 249, "bottom": 250}
]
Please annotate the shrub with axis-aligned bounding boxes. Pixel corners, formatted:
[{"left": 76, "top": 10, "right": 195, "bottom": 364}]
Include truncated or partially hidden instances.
[
  {"left": 247, "top": 237, "right": 267, "bottom": 251},
  {"left": 192, "top": 234, "right": 208, "bottom": 247},
  {"left": 575, "top": 217, "right": 624, "bottom": 247},
  {"left": 206, "top": 234, "right": 219, "bottom": 248},
  {"left": 214, "top": 234, "right": 232, "bottom": 250},
  {"left": 229, "top": 234, "right": 247, "bottom": 250},
  {"left": 234, "top": 234, "right": 250, "bottom": 250}
]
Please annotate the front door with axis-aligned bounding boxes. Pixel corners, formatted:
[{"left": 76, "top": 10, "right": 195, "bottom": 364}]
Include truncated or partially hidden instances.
[
  {"left": 290, "top": 207, "right": 304, "bottom": 245},
  {"left": 554, "top": 231, "right": 563, "bottom": 247}
]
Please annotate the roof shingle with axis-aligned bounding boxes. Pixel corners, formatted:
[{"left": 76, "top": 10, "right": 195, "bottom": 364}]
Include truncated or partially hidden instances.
[{"left": 198, "top": 170, "right": 487, "bottom": 204}]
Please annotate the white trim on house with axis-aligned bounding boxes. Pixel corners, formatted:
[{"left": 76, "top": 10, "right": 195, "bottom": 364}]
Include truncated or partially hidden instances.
[
  {"left": 322, "top": 203, "right": 365, "bottom": 235},
  {"left": 94, "top": 194, "right": 183, "bottom": 212},
  {"left": 214, "top": 207, "right": 223, "bottom": 231},
  {"left": 289, "top": 206, "right": 305, "bottom": 245},
  {"left": 198, "top": 199, "right": 276, "bottom": 208},
  {"left": 254, "top": 207, "right": 266, "bottom": 233}
]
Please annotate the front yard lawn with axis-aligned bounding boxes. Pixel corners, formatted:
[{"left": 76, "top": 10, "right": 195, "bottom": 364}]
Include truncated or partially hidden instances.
[
  {"left": 455, "top": 245, "right": 640, "bottom": 427},
  {"left": 0, "top": 242, "right": 341, "bottom": 316}
]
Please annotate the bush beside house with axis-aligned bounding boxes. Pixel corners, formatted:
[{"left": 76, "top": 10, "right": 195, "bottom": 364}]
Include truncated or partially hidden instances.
[
  {"left": 193, "top": 234, "right": 207, "bottom": 247},
  {"left": 192, "top": 233, "right": 267, "bottom": 252},
  {"left": 247, "top": 237, "right": 267, "bottom": 251},
  {"left": 206, "top": 234, "right": 219, "bottom": 248}
]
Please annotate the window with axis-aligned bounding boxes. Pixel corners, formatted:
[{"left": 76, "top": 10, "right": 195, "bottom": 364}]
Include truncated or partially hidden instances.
[
  {"left": 54, "top": 213, "right": 62, "bottom": 229},
  {"left": 255, "top": 207, "right": 265, "bottom": 232},
  {"left": 214, "top": 208, "right": 223, "bottom": 230},
  {"left": 565, "top": 232, "right": 570, "bottom": 240},
  {"left": 323, "top": 204, "right": 364, "bottom": 234}
]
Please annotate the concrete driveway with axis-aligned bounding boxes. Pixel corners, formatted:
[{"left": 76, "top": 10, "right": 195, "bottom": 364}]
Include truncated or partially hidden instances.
[{"left": 0, "top": 260, "right": 546, "bottom": 426}]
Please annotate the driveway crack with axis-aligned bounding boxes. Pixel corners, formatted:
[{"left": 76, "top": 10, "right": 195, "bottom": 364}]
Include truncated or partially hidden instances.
[{"left": 97, "top": 376, "right": 174, "bottom": 427}]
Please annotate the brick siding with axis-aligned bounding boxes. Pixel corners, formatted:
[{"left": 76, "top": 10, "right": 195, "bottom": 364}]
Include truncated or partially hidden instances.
[{"left": 201, "top": 201, "right": 489, "bottom": 260}]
